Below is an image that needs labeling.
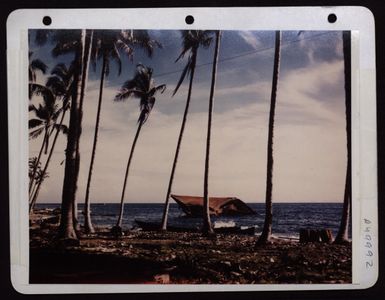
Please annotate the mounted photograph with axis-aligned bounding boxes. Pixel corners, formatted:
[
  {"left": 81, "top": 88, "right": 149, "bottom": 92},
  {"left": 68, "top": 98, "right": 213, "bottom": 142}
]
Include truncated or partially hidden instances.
[{"left": 6, "top": 5, "right": 378, "bottom": 294}]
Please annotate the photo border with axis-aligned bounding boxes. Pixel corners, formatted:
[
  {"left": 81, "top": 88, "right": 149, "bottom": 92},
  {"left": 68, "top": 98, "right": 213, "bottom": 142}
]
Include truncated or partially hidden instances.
[{"left": 6, "top": 6, "right": 377, "bottom": 293}]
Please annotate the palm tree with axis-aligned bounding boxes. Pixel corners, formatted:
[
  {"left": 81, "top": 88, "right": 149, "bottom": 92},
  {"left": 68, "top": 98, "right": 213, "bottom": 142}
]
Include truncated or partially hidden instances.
[
  {"left": 83, "top": 30, "right": 161, "bottom": 233},
  {"left": 111, "top": 64, "right": 166, "bottom": 235},
  {"left": 256, "top": 30, "right": 282, "bottom": 246},
  {"left": 29, "top": 157, "right": 40, "bottom": 180},
  {"left": 29, "top": 157, "right": 43, "bottom": 197},
  {"left": 160, "top": 30, "right": 213, "bottom": 231},
  {"left": 57, "top": 29, "right": 92, "bottom": 240},
  {"left": 334, "top": 31, "right": 351, "bottom": 244},
  {"left": 29, "top": 63, "right": 73, "bottom": 212},
  {"left": 28, "top": 83, "right": 63, "bottom": 198},
  {"left": 31, "top": 29, "right": 88, "bottom": 239},
  {"left": 202, "top": 30, "right": 221, "bottom": 235},
  {"left": 32, "top": 167, "right": 49, "bottom": 199}
]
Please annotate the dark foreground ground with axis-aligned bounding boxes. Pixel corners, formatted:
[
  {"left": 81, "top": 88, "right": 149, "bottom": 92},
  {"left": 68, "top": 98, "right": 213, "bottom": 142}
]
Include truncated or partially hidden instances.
[{"left": 29, "top": 210, "right": 352, "bottom": 284}]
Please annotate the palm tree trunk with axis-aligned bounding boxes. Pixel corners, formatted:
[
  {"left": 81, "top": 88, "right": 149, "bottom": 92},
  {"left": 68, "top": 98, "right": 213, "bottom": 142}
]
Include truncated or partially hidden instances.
[
  {"left": 335, "top": 31, "right": 351, "bottom": 244},
  {"left": 29, "top": 110, "right": 68, "bottom": 213},
  {"left": 160, "top": 53, "right": 197, "bottom": 231},
  {"left": 30, "top": 180, "right": 39, "bottom": 205},
  {"left": 115, "top": 120, "right": 144, "bottom": 230},
  {"left": 257, "top": 30, "right": 281, "bottom": 245},
  {"left": 58, "top": 29, "right": 87, "bottom": 240},
  {"left": 44, "top": 125, "right": 50, "bottom": 154},
  {"left": 202, "top": 31, "right": 221, "bottom": 235},
  {"left": 73, "top": 29, "right": 93, "bottom": 233},
  {"left": 83, "top": 51, "right": 106, "bottom": 234}
]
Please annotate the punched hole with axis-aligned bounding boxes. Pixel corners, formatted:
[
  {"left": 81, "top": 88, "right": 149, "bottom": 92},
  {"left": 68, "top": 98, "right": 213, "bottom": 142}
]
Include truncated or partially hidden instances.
[
  {"left": 42, "top": 16, "right": 52, "bottom": 26},
  {"left": 185, "top": 15, "right": 194, "bottom": 25},
  {"left": 328, "top": 13, "right": 337, "bottom": 23}
]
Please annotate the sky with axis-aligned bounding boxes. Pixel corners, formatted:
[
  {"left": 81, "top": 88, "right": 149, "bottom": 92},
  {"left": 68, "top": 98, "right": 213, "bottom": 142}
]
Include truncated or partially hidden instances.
[{"left": 29, "top": 29, "right": 347, "bottom": 203}]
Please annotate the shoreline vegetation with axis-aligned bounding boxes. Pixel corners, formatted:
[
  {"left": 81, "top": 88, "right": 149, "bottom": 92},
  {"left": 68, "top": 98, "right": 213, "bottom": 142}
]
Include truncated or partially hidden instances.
[{"left": 30, "top": 208, "right": 352, "bottom": 284}]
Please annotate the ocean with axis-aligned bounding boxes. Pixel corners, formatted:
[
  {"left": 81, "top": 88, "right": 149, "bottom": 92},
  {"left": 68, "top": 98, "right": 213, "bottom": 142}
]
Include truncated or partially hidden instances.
[{"left": 36, "top": 203, "right": 352, "bottom": 239}]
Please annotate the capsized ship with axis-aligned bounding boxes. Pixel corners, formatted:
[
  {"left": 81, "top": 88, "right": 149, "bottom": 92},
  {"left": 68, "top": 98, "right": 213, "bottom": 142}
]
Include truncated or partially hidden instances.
[{"left": 171, "top": 194, "right": 256, "bottom": 217}]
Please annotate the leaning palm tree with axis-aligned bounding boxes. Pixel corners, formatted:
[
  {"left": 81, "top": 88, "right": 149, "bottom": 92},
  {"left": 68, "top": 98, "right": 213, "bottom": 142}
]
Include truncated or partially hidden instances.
[
  {"left": 160, "top": 30, "right": 213, "bottom": 231},
  {"left": 202, "top": 30, "right": 221, "bottom": 235},
  {"left": 28, "top": 83, "right": 63, "bottom": 198},
  {"left": 256, "top": 30, "right": 282, "bottom": 246},
  {"left": 83, "top": 30, "right": 161, "bottom": 233},
  {"left": 111, "top": 64, "right": 166, "bottom": 235},
  {"left": 334, "top": 31, "right": 351, "bottom": 244},
  {"left": 29, "top": 63, "right": 73, "bottom": 212}
]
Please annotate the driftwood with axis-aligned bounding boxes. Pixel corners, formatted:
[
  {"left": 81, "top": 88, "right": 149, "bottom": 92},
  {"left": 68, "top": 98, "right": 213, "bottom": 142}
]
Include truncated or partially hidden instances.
[
  {"left": 134, "top": 220, "right": 256, "bottom": 235},
  {"left": 299, "top": 229, "right": 333, "bottom": 243}
]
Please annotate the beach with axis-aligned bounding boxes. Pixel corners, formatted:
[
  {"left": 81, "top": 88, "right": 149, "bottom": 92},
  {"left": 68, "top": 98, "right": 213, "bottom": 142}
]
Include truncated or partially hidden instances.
[{"left": 30, "top": 209, "right": 352, "bottom": 284}]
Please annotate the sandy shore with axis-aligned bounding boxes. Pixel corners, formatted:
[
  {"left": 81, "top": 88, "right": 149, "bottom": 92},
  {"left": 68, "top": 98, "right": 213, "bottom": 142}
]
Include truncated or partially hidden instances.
[{"left": 29, "top": 209, "right": 352, "bottom": 284}]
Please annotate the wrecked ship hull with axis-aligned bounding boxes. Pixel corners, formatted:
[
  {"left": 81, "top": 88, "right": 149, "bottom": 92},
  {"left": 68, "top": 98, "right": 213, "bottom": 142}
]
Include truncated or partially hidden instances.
[{"left": 171, "top": 195, "right": 256, "bottom": 217}]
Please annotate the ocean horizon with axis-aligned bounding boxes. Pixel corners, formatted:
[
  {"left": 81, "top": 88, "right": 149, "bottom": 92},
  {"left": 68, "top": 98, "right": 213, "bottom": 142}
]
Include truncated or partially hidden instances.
[{"left": 35, "top": 202, "right": 352, "bottom": 239}]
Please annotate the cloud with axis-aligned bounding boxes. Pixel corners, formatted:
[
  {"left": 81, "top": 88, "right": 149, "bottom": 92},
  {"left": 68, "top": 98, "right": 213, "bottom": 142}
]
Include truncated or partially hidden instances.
[
  {"left": 29, "top": 31, "right": 347, "bottom": 205},
  {"left": 238, "top": 31, "right": 261, "bottom": 50}
]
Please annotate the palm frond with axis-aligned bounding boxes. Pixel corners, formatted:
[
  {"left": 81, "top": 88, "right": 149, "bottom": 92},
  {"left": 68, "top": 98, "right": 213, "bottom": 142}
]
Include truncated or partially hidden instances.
[
  {"left": 46, "top": 76, "right": 66, "bottom": 96},
  {"left": 29, "top": 83, "right": 55, "bottom": 104},
  {"left": 52, "top": 106, "right": 64, "bottom": 120},
  {"left": 54, "top": 123, "right": 69, "bottom": 135},
  {"left": 114, "top": 88, "right": 144, "bottom": 102},
  {"left": 111, "top": 44, "right": 122, "bottom": 75},
  {"left": 29, "top": 127, "right": 44, "bottom": 139},
  {"left": 132, "top": 30, "right": 162, "bottom": 58},
  {"left": 116, "top": 39, "right": 134, "bottom": 61},
  {"left": 176, "top": 30, "right": 213, "bottom": 62},
  {"left": 90, "top": 43, "right": 99, "bottom": 71},
  {"left": 150, "top": 84, "right": 166, "bottom": 97},
  {"left": 30, "top": 59, "right": 48, "bottom": 74},
  {"left": 34, "top": 103, "right": 49, "bottom": 120},
  {"left": 155, "top": 84, "right": 166, "bottom": 94},
  {"left": 29, "top": 119, "right": 44, "bottom": 129},
  {"left": 50, "top": 63, "right": 69, "bottom": 78},
  {"left": 29, "top": 69, "right": 36, "bottom": 83},
  {"left": 105, "top": 56, "right": 110, "bottom": 77},
  {"left": 52, "top": 41, "right": 78, "bottom": 57},
  {"left": 35, "top": 169, "right": 49, "bottom": 184},
  {"left": 29, "top": 104, "right": 37, "bottom": 112}
]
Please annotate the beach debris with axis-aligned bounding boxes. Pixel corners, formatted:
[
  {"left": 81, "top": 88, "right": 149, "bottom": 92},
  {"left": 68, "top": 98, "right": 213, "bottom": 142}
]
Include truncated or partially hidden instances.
[
  {"left": 29, "top": 220, "right": 352, "bottom": 284},
  {"left": 54, "top": 238, "right": 80, "bottom": 248},
  {"left": 214, "top": 221, "right": 236, "bottom": 228},
  {"left": 218, "top": 261, "right": 232, "bottom": 271},
  {"left": 110, "top": 225, "right": 124, "bottom": 238},
  {"left": 41, "top": 215, "right": 60, "bottom": 225},
  {"left": 299, "top": 229, "right": 333, "bottom": 243}
]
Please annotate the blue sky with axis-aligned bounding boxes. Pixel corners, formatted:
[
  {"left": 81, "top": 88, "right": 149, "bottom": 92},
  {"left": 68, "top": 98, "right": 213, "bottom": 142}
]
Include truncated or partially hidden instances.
[{"left": 29, "top": 29, "right": 347, "bottom": 203}]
